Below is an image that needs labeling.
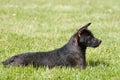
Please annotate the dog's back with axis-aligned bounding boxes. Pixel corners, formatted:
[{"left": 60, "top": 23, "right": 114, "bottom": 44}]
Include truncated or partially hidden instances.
[{"left": 2, "top": 46, "right": 73, "bottom": 67}]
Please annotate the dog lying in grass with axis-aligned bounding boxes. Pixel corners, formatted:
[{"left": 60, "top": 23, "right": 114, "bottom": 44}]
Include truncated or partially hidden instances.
[{"left": 2, "top": 23, "right": 101, "bottom": 69}]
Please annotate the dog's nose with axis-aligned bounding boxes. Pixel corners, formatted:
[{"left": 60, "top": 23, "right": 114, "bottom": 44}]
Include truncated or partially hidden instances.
[{"left": 98, "top": 40, "right": 102, "bottom": 44}]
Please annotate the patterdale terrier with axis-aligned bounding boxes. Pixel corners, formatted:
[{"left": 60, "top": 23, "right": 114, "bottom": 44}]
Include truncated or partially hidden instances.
[{"left": 2, "top": 23, "right": 102, "bottom": 69}]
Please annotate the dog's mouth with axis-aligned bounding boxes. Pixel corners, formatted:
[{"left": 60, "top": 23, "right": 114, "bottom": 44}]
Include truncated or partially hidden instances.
[{"left": 92, "top": 40, "right": 102, "bottom": 48}]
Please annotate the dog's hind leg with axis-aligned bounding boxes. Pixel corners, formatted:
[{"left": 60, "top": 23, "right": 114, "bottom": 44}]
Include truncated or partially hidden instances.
[
  {"left": 2, "top": 56, "right": 15, "bottom": 66},
  {"left": 2, "top": 55, "right": 24, "bottom": 66}
]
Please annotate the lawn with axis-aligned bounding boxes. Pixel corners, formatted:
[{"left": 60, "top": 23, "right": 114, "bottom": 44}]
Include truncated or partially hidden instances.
[{"left": 0, "top": 0, "right": 120, "bottom": 80}]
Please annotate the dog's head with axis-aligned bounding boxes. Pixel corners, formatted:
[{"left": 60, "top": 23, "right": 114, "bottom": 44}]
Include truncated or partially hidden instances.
[{"left": 73, "top": 23, "right": 102, "bottom": 48}]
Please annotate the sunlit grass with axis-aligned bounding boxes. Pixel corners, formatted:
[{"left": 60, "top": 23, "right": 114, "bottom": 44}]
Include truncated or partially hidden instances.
[{"left": 0, "top": 0, "right": 120, "bottom": 80}]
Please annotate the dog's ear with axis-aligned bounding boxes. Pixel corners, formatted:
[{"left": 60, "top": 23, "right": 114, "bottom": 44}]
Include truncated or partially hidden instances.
[
  {"left": 73, "top": 23, "right": 91, "bottom": 44},
  {"left": 73, "top": 30, "right": 81, "bottom": 44},
  {"left": 78, "top": 22, "right": 91, "bottom": 35},
  {"left": 79, "top": 23, "right": 91, "bottom": 30}
]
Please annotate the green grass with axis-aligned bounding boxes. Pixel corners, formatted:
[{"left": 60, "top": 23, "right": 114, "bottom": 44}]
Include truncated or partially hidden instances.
[{"left": 0, "top": 0, "right": 120, "bottom": 80}]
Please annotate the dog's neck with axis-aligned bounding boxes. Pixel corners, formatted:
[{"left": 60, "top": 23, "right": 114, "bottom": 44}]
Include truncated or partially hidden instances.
[
  {"left": 78, "top": 43, "right": 86, "bottom": 53},
  {"left": 66, "top": 37, "right": 87, "bottom": 54}
]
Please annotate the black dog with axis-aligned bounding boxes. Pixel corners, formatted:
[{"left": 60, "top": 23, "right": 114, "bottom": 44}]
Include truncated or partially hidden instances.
[{"left": 2, "top": 23, "right": 101, "bottom": 69}]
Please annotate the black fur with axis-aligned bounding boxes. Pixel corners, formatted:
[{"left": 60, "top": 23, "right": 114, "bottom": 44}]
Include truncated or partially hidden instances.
[{"left": 2, "top": 23, "right": 102, "bottom": 69}]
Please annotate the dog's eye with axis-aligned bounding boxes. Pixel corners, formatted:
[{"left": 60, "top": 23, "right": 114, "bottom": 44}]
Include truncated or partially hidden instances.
[{"left": 87, "top": 36, "right": 92, "bottom": 40}]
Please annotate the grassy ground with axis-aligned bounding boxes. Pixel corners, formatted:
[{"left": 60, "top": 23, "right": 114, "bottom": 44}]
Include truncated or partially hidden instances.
[{"left": 0, "top": 0, "right": 120, "bottom": 80}]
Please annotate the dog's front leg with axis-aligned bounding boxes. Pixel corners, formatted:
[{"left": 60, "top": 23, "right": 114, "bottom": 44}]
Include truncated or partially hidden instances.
[{"left": 77, "top": 54, "right": 86, "bottom": 69}]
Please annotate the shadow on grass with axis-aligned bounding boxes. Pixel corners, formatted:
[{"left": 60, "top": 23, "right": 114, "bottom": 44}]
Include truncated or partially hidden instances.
[{"left": 87, "top": 60, "right": 109, "bottom": 67}]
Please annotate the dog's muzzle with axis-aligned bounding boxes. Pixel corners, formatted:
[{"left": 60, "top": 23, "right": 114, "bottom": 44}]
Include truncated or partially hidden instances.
[{"left": 92, "top": 39, "right": 102, "bottom": 47}]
